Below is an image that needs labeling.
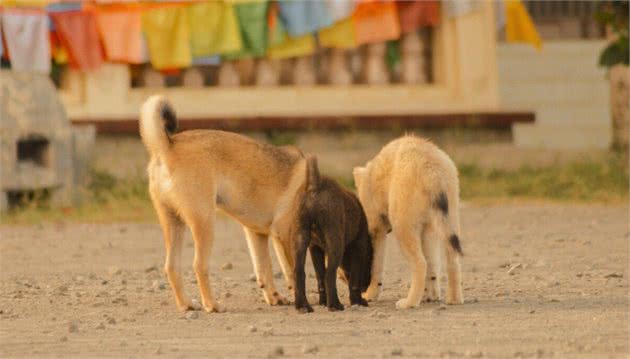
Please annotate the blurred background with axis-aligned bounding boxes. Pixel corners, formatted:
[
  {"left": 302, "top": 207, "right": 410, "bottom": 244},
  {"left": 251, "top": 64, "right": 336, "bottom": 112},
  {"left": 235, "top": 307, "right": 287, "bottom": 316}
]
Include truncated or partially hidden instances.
[{"left": 0, "top": 0, "right": 628, "bottom": 223}]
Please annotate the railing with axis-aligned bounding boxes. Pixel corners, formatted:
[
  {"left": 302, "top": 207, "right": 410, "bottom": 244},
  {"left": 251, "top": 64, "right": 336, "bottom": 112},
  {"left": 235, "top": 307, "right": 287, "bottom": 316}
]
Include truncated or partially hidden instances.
[
  {"left": 125, "top": 30, "right": 434, "bottom": 89},
  {"left": 524, "top": 0, "right": 604, "bottom": 39}
]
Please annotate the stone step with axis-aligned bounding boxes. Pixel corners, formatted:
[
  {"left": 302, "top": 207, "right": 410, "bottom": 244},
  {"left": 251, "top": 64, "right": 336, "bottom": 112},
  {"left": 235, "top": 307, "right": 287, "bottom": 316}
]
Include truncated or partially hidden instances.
[
  {"left": 532, "top": 106, "right": 611, "bottom": 127},
  {"left": 500, "top": 81, "right": 609, "bottom": 106},
  {"left": 513, "top": 123, "right": 611, "bottom": 149}
]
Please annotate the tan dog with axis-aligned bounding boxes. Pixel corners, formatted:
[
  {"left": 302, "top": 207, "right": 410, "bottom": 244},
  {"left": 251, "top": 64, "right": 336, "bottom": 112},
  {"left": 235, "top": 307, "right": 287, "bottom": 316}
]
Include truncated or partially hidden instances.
[
  {"left": 140, "top": 95, "right": 305, "bottom": 312},
  {"left": 353, "top": 135, "right": 464, "bottom": 309}
]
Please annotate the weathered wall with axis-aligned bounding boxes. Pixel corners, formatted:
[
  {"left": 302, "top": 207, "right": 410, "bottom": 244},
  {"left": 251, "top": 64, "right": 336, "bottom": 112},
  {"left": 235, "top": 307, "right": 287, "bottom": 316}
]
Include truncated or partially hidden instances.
[{"left": 498, "top": 41, "right": 611, "bottom": 149}]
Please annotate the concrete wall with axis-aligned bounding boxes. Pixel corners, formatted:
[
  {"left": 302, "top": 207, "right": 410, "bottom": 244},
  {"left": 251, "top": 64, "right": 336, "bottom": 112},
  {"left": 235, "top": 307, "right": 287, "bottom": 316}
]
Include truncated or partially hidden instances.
[{"left": 498, "top": 41, "right": 611, "bottom": 149}]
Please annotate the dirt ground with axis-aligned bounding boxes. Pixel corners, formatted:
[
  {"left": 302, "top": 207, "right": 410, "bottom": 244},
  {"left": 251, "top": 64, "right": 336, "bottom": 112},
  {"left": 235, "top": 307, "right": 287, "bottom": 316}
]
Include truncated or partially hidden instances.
[{"left": 1, "top": 204, "right": 628, "bottom": 359}]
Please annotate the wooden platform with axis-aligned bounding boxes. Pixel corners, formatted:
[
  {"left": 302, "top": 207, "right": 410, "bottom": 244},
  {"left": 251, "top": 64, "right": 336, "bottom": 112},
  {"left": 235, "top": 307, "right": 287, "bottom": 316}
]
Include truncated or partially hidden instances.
[{"left": 72, "top": 112, "right": 535, "bottom": 134}]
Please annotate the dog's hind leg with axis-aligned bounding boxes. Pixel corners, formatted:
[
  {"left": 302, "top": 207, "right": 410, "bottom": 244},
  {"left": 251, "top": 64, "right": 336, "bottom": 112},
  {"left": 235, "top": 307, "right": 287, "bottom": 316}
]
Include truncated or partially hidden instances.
[
  {"left": 271, "top": 236, "right": 295, "bottom": 292},
  {"left": 244, "top": 227, "right": 289, "bottom": 306},
  {"left": 421, "top": 224, "right": 441, "bottom": 303},
  {"left": 362, "top": 231, "right": 386, "bottom": 302},
  {"left": 444, "top": 200, "right": 464, "bottom": 305},
  {"left": 309, "top": 245, "right": 327, "bottom": 305},
  {"left": 324, "top": 234, "right": 345, "bottom": 311},
  {"left": 155, "top": 202, "right": 193, "bottom": 312},
  {"left": 392, "top": 222, "right": 427, "bottom": 310},
  {"left": 187, "top": 212, "right": 224, "bottom": 313},
  {"left": 294, "top": 230, "right": 313, "bottom": 313}
]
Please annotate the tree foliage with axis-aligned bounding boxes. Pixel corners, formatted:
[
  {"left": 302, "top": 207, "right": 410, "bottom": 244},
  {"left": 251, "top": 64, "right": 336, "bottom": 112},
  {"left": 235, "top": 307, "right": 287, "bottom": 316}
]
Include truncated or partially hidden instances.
[{"left": 596, "top": 1, "right": 629, "bottom": 67}]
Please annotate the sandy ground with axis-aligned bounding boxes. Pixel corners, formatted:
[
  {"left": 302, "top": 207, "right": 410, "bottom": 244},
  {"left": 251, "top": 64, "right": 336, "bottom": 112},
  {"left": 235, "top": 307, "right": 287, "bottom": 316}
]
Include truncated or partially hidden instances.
[{"left": 1, "top": 204, "right": 628, "bottom": 359}]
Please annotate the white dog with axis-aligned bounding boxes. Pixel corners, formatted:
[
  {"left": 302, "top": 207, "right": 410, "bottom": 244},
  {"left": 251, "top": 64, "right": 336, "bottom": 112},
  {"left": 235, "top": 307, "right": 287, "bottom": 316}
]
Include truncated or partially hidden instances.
[{"left": 353, "top": 135, "right": 464, "bottom": 309}]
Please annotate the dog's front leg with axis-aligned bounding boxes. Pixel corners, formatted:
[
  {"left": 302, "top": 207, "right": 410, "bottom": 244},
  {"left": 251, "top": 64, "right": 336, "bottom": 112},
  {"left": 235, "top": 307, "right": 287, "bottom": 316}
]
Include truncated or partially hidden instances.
[
  {"left": 309, "top": 245, "right": 327, "bottom": 305},
  {"left": 294, "top": 231, "right": 313, "bottom": 313},
  {"left": 362, "top": 231, "right": 386, "bottom": 302}
]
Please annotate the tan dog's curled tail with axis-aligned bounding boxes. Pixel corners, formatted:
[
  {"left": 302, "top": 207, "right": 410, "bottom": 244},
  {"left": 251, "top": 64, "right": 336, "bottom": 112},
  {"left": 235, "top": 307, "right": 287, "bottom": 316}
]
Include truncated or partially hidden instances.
[
  {"left": 140, "top": 95, "right": 178, "bottom": 157},
  {"left": 305, "top": 156, "right": 320, "bottom": 193}
]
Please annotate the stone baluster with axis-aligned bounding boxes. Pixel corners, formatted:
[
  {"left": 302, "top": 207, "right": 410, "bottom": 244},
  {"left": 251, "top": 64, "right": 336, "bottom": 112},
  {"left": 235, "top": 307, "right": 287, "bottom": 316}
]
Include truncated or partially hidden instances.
[
  {"left": 142, "top": 67, "right": 165, "bottom": 88},
  {"left": 217, "top": 62, "right": 240, "bottom": 87},
  {"left": 182, "top": 67, "right": 205, "bottom": 88},
  {"left": 400, "top": 31, "right": 427, "bottom": 85},
  {"left": 362, "top": 43, "right": 389, "bottom": 85},
  {"left": 255, "top": 58, "right": 282, "bottom": 87},
  {"left": 327, "top": 48, "right": 353, "bottom": 86},
  {"left": 235, "top": 58, "right": 256, "bottom": 86},
  {"left": 292, "top": 56, "right": 317, "bottom": 86}
]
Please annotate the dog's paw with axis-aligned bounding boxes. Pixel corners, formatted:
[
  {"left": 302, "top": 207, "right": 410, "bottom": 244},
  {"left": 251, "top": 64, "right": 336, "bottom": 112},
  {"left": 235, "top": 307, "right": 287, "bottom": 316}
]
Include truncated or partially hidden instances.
[
  {"left": 352, "top": 297, "right": 369, "bottom": 307},
  {"left": 445, "top": 295, "right": 464, "bottom": 305},
  {"left": 274, "top": 293, "right": 291, "bottom": 306},
  {"left": 362, "top": 284, "right": 381, "bottom": 302},
  {"left": 296, "top": 304, "right": 314, "bottom": 314},
  {"left": 203, "top": 302, "right": 226, "bottom": 313},
  {"left": 266, "top": 291, "right": 290, "bottom": 306},
  {"left": 395, "top": 298, "right": 418, "bottom": 310},
  {"left": 423, "top": 284, "right": 440, "bottom": 303},
  {"left": 176, "top": 299, "right": 198, "bottom": 312},
  {"left": 328, "top": 302, "right": 345, "bottom": 312},
  {"left": 422, "top": 291, "right": 440, "bottom": 303}
]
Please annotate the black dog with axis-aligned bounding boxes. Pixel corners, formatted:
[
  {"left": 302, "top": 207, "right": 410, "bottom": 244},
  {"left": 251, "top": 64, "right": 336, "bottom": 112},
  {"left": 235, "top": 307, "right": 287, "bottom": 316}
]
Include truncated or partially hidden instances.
[{"left": 294, "top": 156, "right": 373, "bottom": 313}]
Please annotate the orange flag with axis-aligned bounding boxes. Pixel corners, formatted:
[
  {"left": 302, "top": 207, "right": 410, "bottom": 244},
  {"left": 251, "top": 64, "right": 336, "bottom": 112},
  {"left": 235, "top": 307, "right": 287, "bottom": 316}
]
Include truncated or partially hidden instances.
[
  {"left": 353, "top": 0, "right": 401, "bottom": 45},
  {"left": 397, "top": 0, "right": 440, "bottom": 34},
  {"left": 50, "top": 10, "right": 104, "bottom": 70},
  {"left": 93, "top": 4, "right": 146, "bottom": 64}
]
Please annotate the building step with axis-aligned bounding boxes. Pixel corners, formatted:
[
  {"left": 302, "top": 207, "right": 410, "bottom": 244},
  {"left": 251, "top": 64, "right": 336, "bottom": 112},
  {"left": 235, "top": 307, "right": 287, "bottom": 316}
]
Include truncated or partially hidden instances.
[
  {"left": 513, "top": 123, "right": 611, "bottom": 149},
  {"left": 500, "top": 80, "right": 609, "bottom": 107}
]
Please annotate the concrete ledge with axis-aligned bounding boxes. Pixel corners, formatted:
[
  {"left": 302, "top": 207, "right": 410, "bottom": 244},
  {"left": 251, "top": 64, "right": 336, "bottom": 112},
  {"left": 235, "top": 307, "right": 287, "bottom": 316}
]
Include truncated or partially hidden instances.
[{"left": 71, "top": 112, "right": 535, "bottom": 134}]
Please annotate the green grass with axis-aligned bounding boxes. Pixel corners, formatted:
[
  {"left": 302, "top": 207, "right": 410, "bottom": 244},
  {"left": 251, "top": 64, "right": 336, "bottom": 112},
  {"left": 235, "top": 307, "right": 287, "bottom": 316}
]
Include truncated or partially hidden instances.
[
  {"left": 458, "top": 154, "right": 628, "bottom": 203},
  {"left": 2, "top": 155, "right": 627, "bottom": 225}
]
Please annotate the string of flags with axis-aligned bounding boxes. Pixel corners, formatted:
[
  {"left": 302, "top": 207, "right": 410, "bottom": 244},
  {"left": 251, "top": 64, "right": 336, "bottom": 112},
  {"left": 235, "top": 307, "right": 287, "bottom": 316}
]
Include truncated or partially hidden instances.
[{"left": 0, "top": 0, "right": 542, "bottom": 74}]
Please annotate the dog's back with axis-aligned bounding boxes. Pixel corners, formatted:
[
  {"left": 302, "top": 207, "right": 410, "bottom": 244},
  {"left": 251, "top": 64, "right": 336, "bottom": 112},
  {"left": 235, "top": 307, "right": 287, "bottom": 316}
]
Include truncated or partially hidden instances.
[
  {"left": 294, "top": 157, "right": 372, "bottom": 311},
  {"left": 300, "top": 158, "right": 365, "bottom": 246},
  {"left": 353, "top": 135, "right": 464, "bottom": 308},
  {"left": 140, "top": 95, "right": 306, "bottom": 232}
]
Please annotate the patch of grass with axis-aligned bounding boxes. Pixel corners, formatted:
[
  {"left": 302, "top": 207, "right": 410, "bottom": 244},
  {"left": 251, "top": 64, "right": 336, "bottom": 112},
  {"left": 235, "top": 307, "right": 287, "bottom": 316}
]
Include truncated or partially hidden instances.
[
  {"left": 1, "top": 169, "right": 155, "bottom": 225},
  {"left": 458, "top": 154, "right": 628, "bottom": 203},
  {"left": 336, "top": 154, "right": 628, "bottom": 204},
  {"left": 265, "top": 131, "right": 297, "bottom": 146},
  {"left": 1, "top": 155, "right": 627, "bottom": 225}
]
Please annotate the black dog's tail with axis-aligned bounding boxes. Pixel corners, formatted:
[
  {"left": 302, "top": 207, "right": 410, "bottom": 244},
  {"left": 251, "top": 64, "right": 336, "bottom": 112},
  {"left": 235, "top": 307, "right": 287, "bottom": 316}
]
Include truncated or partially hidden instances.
[
  {"left": 433, "top": 191, "right": 463, "bottom": 256},
  {"left": 305, "top": 156, "right": 320, "bottom": 193}
]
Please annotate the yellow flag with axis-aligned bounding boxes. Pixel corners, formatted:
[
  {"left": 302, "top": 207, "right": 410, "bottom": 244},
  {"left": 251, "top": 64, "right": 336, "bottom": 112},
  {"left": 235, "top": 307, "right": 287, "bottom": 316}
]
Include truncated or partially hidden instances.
[
  {"left": 142, "top": 6, "right": 192, "bottom": 69},
  {"left": 267, "top": 34, "right": 315, "bottom": 59},
  {"left": 505, "top": 0, "right": 542, "bottom": 50},
  {"left": 319, "top": 18, "right": 357, "bottom": 49},
  {"left": 187, "top": 1, "right": 242, "bottom": 56},
  {"left": 1, "top": 0, "right": 49, "bottom": 7}
]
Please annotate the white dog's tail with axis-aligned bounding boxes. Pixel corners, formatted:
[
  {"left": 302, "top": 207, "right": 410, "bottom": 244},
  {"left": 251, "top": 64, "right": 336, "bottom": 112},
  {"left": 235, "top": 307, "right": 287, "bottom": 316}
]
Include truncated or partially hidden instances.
[
  {"left": 434, "top": 192, "right": 463, "bottom": 255},
  {"left": 139, "top": 95, "right": 178, "bottom": 157}
]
